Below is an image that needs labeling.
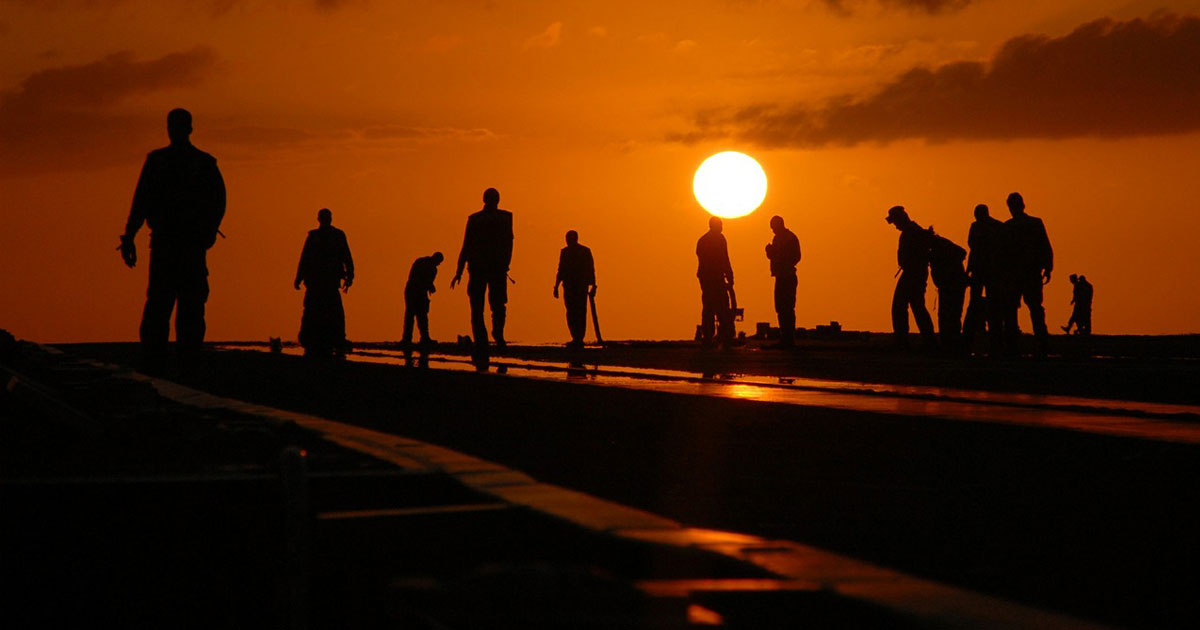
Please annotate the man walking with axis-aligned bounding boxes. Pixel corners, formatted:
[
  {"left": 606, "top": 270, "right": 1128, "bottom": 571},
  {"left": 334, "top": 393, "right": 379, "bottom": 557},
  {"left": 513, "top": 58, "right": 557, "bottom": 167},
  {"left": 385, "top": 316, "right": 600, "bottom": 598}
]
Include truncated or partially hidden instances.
[
  {"left": 451, "top": 188, "right": 514, "bottom": 366},
  {"left": 962, "top": 203, "right": 1005, "bottom": 355},
  {"left": 697, "top": 216, "right": 735, "bottom": 349},
  {"left": 764, "top": 215, "right": 801, "bottom": 348},
  {"left": 553, "top": 230, "right": 596, "bottom": 349},
  {"left": 1000, "top": 192, "right": 1053, "bottom": 357},
  {"left": 403, "top": 252, "right": 444, "bottom": 348},
  {"left": 294, "top": 208, "right": 354, "bottom": 358},
  {"left": 1063, "top": 274, "right": 1093, "bottom": 335},
  {"left": 885, "top": 206, "right": 936, "bottom": 349},
  {"left": 119, "top": 108, "right": 226, "bottom": 374}
]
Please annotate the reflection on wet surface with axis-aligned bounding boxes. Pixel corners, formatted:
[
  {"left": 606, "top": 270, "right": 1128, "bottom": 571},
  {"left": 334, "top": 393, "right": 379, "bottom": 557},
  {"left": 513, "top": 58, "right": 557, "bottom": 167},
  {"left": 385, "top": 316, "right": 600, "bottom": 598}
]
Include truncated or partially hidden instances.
[{"left": 218, "top": 344, "right": 1200, "bottom": 445}]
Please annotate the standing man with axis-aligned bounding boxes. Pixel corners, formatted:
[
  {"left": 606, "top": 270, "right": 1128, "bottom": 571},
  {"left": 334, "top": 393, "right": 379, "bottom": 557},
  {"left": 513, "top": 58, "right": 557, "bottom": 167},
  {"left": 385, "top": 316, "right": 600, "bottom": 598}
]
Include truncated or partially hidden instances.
[
  {"left": 403, "top": 252, "right": 444, "bottom": 348},
  {"left": 885, "top": 206, "right": 936, "bottom": 350},
  {"left": 119, "top": 108, "right": 226, "bottom": 374},
  {"left": 553, "top": 230, "right": 596, "bottom": 349},
  {"left": 294, "top": 208, "right": 354, "bottom": 358},
  {"left": 1000, "top": 192, "right": 1053, "bottom": 358},
  {"left": 928, "top": 229, "right": 969, "bottom": 354},
  {"left": 764, "top": 215, "right": 801, "bottom": 348},
  {"left": 962, "top": 203, "right": 1005, "bottom": 355},
  {"left": 450, "top": 187, "right": 514, "bottom": 366},
  {"left": 697, "top": 216, "right": 735, "bottom": 349},
  {"left": 1063, "top": 274, "right": 1093, "bottom": 335}
]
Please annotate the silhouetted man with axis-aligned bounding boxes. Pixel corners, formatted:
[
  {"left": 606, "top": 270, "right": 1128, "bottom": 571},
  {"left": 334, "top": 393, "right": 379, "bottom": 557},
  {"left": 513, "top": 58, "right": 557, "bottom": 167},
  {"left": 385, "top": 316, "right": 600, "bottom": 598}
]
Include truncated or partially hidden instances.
[
  {"left": 451, "top": 187, "right": 514, "bottom": 365},
  {"left": 119, "top": 108, "right": 226, "bottom": 374},
  {"left": 764, "top": 215, "right": 801, "bottom": 348},
  {"left": 403, "top": 252, "right": 444, "bottom": 348},
  {"left": 1063, "top": 274, "right": 1093, "bottom": 335},
  {"left": 294, "top": 208, "right": 354, "bottom": 358},
  {"left": 697, "top": 216, "right": 735, "bottom": 348},
  {"left": 962, "top": 203, "right": 1005, "bottom": 355},
  {"left": 927, "top": 228, "right": 968, "bottom": 354},
  {"left": 1000, "top": 192, "right": 1053, "bottom": 358},
  {"left": 885, "top": 206, "right": 935, "bottom": 349},
  {"left": 553, "top": 230, "right": 596, "bottom": 349}
]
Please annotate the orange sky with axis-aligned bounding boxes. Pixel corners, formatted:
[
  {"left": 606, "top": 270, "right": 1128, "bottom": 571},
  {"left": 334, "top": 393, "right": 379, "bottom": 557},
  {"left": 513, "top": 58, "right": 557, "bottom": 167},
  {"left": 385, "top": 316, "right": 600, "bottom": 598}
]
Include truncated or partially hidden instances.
[{"left": 3, "top": 0, "right": 1200, "bottom": 343}]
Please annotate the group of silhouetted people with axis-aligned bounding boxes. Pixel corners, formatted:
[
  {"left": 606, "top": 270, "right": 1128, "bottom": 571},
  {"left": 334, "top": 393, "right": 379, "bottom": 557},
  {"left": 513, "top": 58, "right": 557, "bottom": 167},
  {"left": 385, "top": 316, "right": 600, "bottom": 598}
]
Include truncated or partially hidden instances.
[
  {"left": 120, "top": 109, "right": 1090, "bottom": 372},
  {"left": 885, "top": 192, "right": 1091, "bottom": 358}
]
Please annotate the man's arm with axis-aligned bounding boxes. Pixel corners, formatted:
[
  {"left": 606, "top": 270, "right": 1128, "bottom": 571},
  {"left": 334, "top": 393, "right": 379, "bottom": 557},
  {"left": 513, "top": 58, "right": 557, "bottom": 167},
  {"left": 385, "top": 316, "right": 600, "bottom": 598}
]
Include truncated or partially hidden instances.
[
  {"left": 341, "top": 232, "right": 355, "bottom": 289},
  {"left": 501, "top": 212, "right": 514, "bottom": 271},
  {"left": 585, "top": 249, "right": 596, "bottom": 289},
  {"left": 119, "top": 155, "right": 155, "bottom": 267},
  {"left": 1039, "top": 220, "right": 1053, "bottom": 283},
  {"left": 721, "top": 237, "right": 733, "bottom": 284},
  {"left": 295, "top": 234, "right": 312, "bottom": 290},
  {"left": 553, "top": 249, "right": 565, "bottom": 297},
  {"left": 451, "top": 219, "right": 471, "bottom": 288},
  {"left": 204, "top": 158, "right": 227, "bottom": 248}
]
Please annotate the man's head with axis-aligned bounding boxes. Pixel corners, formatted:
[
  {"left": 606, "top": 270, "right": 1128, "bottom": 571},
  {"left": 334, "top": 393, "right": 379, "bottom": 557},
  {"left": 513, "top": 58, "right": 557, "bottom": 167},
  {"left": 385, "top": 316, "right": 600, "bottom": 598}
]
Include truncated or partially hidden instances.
[
  {"left": 974, "top": 204, "right": 989, "bottom": 220},
  {"left": 317, "top": 208, "right": 332, "bottom": 226},
  {"left": 1006, "top": 192, "right": 1025, "bottom": 216},
  {"left": 770, "top": 215, "right": 784, "bottom": 234},
  {"left": 1069, "top": 273, "right": 1078, "bottom": 284},
  {"left": 708, "top": 215, "right": 723, "bottom": 233},
  {"left": 483, "top": 188, "right": 500, "bottom": 207},
  {"left": 885, "top": 205, "right": 910, "bottom": 231},
  {"left": 432, "top": 251, "right": 444, "bottom": 265},
  {"left": 565, "top": 230, "right": 579, "bottom": 245},
  {"left": 167, "top": 108, "right": 192, "bottom": 145}
]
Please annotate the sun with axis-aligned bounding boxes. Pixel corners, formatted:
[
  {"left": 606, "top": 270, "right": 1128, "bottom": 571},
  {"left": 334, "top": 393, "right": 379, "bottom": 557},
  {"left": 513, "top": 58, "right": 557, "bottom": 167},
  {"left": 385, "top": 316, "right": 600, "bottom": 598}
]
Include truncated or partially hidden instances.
[{"left": 693, "top": 151, "right": 767, "bottom": 219}]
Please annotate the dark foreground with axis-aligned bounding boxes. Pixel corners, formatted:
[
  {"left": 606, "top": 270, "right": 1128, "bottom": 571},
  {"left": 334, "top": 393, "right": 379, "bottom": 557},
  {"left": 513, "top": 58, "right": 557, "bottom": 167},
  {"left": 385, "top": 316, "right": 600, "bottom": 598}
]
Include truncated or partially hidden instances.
[{"left": 5, "top": 335, "right": 1200, "bottom": 628}]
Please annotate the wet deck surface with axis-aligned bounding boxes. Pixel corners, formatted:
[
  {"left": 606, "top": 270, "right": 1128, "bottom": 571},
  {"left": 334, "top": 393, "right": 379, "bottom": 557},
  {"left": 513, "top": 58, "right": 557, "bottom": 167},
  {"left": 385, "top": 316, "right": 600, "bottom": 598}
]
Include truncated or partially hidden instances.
[{"left": 57, "top": 342, "right": 1200, "bottom": 628}]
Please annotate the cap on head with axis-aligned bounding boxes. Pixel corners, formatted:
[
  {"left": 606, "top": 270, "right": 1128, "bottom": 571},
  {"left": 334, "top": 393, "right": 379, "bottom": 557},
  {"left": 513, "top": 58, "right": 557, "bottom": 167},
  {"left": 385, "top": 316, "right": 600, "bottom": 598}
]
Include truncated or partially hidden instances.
[
  {"left": 1006, "top": 192, "right": 1025, "bottom": 212},
  {"left": 565, "top": 230, "right": 579, "bottom": 245},
  {"left": 770, "top": 215, "right": 784, "bottom": 230},
  {"left": 167, "top": 108, "right": 192, "bottom": 142},
  {"left": 885, "top": 206, "right": 908, "bottom": 225},
  {"left": 974, "top": 204, "right": 989, "bottom": 219},
  {"left": 432, "top": 251, "right": 444, "bottom": 264},
  {"left": 708, "top": 215, "right": 723, "bottom": 230},
  {"left": 317, "top": 208, "right": 332, "bottom": 225},
  {"left": 483, "top": 188, "right": 500, "bottom": 206}
]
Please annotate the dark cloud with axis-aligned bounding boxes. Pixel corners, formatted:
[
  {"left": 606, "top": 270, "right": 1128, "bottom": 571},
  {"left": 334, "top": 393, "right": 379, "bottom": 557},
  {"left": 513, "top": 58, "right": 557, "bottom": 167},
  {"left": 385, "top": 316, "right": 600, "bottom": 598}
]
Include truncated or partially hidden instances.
[
  {"left": 822, "top": 0, "right": 972, "bottom": 15},
  {"left": 675, "top": 13, "right": 1200, "bottom": 147},
  {"left": 0, "top": 47, "right": 217, "bottom": 175}
]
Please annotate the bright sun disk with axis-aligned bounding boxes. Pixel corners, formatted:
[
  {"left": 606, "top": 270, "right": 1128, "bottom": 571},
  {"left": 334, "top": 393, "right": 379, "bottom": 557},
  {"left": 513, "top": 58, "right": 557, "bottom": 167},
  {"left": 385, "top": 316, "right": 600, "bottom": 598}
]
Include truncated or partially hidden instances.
[{"left": 693, "top": 151, "right": 767, "bottom": 219}]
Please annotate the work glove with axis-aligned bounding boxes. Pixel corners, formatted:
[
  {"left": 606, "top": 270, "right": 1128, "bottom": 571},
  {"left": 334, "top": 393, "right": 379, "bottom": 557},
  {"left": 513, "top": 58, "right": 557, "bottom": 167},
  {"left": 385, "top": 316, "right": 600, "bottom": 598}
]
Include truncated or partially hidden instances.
[{"left": 117, "top": 235, "right": 137, "bottom": 268}]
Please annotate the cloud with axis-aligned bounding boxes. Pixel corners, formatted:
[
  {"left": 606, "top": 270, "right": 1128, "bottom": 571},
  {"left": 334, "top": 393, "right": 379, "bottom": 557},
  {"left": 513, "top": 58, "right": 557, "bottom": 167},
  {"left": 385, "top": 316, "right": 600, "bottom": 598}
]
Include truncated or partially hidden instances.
[
  {"left": 673, "top": 40, "right": 698, "bottom": 54},
  {"left": 822, "top": 0, "right": 972, "bottom": 15},
  {"left": 0, "top": 47, "right": 218, "bottom": 175},
  {"left": 524, "top": 21, "right": 563, "bottom": 49},
  {"left": 356, "top": 125, "right": 497, "bottom": 142},
  {"left": 673, "top": 14, "right": 1200, "bottom": 147}
]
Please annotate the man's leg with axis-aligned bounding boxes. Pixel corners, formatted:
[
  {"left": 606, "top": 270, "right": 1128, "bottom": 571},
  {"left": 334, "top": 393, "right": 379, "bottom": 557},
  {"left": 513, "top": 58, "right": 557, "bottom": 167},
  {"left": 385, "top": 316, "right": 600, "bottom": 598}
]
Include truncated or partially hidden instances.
[
  {"left": 962, "top": 282, "right": 984, "bottom": 351},
  {"left": 775, "top": 273, "right": 797, "bottom": 346},
  {"left": 140, "top": 248, "right": 178, "bottom": 372},
  {"left": 416, "top": 299, "right": 431, "bottom": 343},
  {"left": 174, "top": 250, "right": 210, "bottom": 363},
  {"left": 700, "top": 280, "right": 719, "bottom": 345},
  {"left": 565, "top": 286, "right": 587, "bottom": 345},
  {"left": 1024, "top": 278, "right": 1049, "bottom": 356},
  {"left": 401, "top": 297, "right": 416, "bottom": 346},
  {"left": 488, "top": 273, "right": 508, "bottom": 345},
  {"left": 891, "top": 278, "right": 910, "bottom": 347},
  {"left": 467, "top": 275, "right": 489, "bottom": 362},
  {"left": 909, "top": 283, "right": 936, "bottom": 343},
  {"left": 937, "top": 283, "right": 965, "bottom": 352}
]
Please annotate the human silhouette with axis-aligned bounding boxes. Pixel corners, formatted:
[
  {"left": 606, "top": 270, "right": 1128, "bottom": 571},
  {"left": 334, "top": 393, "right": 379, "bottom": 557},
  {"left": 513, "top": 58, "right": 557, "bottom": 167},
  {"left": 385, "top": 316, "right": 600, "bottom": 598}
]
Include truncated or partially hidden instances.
[
  {"left": 999, "top": 192, "right": 1053, "bottom": 358},
  {"left": 962, "top": 204, "right": 1006, "bottom": 355},
  {"left": 294, "top": 208, "right": 354, "bottom": 358},
  {"left": 403, "top": 252, "right": 444, "bottom": 348},
  {"left": 697, "top": 216, "right": 735, "bottom": 349},
  {"left": 927, "top": 227, "right": 968, "bottom": 354},
  {"left": 764, "top": 215, "right": 801, "bottom": 348},
  {"left": 119, "top": 108, "right": 226, "bottom": 374},
  {"left": 552, "top": 230, "right": 596, "bottom": 349},
  {"left": 885, "top": 206, "right": 935, "bottom": 349},
  {"left": 450, "top": 188, "right": 514, "bottom": 366},
  {"left": 1063, "top": 274, "right": 1093, "bottom": 335}
]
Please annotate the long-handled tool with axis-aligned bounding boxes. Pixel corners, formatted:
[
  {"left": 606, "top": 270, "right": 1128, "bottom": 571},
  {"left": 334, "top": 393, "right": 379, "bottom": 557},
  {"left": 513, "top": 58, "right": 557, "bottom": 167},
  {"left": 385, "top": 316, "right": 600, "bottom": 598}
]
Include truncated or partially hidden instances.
[{"left": 589, "top": 288, "right": 605, "bottom": 346}]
